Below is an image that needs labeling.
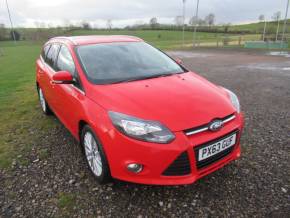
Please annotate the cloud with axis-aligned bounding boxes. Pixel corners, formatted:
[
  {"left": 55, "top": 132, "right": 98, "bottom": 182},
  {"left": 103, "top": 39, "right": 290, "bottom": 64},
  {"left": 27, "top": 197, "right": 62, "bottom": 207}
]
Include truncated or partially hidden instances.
[{"left": 0, "top": 0, "right": 287, "bottom": 27}]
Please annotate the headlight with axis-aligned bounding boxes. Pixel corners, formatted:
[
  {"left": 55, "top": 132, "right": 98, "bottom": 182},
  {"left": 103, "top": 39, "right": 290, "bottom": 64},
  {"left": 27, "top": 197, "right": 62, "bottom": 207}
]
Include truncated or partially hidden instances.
[
  {"left": 108, "top": 111, "right": 175, "bottom": 143},
  {"left": 224, "top": 88, "right": 241, "bottom": 113}
]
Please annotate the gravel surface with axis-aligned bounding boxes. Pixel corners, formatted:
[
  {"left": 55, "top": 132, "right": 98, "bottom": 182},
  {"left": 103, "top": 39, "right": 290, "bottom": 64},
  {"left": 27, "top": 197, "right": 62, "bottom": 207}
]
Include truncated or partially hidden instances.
[{"left": 1, "top": 48, "right": 289, "bottom": 217}]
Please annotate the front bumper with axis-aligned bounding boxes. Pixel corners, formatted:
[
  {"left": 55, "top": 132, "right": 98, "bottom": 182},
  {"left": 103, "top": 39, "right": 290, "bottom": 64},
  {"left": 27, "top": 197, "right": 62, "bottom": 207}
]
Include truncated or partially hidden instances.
[{"left": 102, "top": 113, "right": 244, "bottom": 185}]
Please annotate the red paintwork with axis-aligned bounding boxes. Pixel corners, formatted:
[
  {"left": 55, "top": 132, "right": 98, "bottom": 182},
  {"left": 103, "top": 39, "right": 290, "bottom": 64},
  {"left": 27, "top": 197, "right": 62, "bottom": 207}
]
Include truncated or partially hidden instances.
[
  {"left": 52, "top": 71, "right": 73, "bottom": 83},
  {"left": 36, "top": 36, "right": 244, "bottom": 185}
]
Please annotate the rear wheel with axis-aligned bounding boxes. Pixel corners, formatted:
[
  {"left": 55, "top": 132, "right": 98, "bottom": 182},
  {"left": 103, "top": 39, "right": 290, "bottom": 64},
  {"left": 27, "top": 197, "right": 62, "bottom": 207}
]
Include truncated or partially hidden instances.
[
  {"left": 38, "top": 87, "right": 52, "bottom": 115},
  {"left": 81, "top": 125, "right": 111, "bottom": 184}
]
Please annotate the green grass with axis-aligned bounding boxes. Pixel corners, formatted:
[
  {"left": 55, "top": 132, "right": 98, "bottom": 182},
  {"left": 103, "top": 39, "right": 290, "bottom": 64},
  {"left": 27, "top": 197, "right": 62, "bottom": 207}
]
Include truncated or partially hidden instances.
[
  {"left": 222, "top": 19, "right": 290, "bottom": 36},
  {"left": 57, "top": 192, "right": 76, "bottom": 209},
  {"left": 0, "top": 41, "right": 56, "bottom": 168}
]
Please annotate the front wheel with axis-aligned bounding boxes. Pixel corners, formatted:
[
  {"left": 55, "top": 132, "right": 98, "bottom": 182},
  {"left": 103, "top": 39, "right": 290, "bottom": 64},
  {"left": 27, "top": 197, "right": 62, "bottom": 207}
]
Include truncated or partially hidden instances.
[
  {"left": 38, "top": 87, "right": 52, "bottom": 115},
  {"left": 81, "top": 125, "right": 112, "bottom": 184}
]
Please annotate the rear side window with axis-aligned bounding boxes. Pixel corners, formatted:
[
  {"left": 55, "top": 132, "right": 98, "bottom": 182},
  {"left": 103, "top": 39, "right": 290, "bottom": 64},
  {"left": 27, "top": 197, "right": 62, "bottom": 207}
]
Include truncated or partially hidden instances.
[
  {"left": 46, "top": 44, "right": 60, "bottom": 70},
  {"left": 55, "top": 45, "right": 75, "bottom": 76},
  {"left": 41, "top": 44, "right": 50, "bottom": 60}
]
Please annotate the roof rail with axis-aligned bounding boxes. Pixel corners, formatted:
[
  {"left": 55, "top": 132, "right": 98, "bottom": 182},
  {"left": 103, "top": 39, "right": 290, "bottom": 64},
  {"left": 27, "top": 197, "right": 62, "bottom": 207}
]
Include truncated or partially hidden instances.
[{"left": 49, "top": 36, "right": 76, "bottom": 45}]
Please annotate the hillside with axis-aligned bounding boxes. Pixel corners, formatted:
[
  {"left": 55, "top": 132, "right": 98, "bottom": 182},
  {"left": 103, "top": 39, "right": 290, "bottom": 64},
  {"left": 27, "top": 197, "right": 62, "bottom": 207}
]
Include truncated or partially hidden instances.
[{"left": 225, "top": 19, "right": 290, "bottom": 34}]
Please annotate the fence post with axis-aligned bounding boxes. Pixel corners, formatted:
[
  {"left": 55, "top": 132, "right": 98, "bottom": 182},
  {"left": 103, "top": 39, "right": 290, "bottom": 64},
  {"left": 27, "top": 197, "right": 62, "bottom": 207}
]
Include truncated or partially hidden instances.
[
  {"left": 198, "top": 36, "right": 200, "bottom": 47},
  {"left": 216, "top": 37, "right": 219, "bottom": 47}
]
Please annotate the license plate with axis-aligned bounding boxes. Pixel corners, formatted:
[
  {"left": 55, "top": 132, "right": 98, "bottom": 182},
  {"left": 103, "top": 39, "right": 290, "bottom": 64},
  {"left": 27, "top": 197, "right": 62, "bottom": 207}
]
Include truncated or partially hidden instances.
[{"left": 198, "top": 133, "right": 237, "bottom": 161}]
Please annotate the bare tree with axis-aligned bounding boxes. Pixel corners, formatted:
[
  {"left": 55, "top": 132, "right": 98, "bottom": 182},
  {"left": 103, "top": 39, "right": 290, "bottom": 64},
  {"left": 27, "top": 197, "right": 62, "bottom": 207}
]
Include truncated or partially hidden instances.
[
  {"left": 81, "top": 21, "right": 91, "bottom": 30},
  {"left": 223, "top": 23, "right": 231, "bottom": 33},
  {"left": 198, "top": 19, "right": 207, "bottom": 26},
  {"left": 259, "top": 15, "right": 267, "bottom": 41},
  {"left": 62, "top": 19, "right": 72, "bottom": 31},
  {"left": 106, "top": 19, "right": 112, "bottom": 30},
  {"left": 47, "top": 23, "right": 54, "bottom": 28},
  {"left": 259, "top": 14, "right": 265, "bottom": 22},
  {"left": 34, "top": 21, "right": 41, "bottom": 29},
  {"left": 189, "top": 17, "right": 206, "bottom": 26},
  {"left": 272, "top": 11, "right": 282, "bottom": 21},
  {"left": 189, "top": 16, "right": 198, "bottom": 26},
  {"left": 33, "top": 21, "right": 42, "bottom": 41},
  {"left": 149, "top": 17, "right": 158, "bottom": 28},
  {"left": 174, "top": 16, "right": 183, "bottom": 26},
  {"left": 133, "top": 20, "right": 145, "bottom": 28},
  {"left": 272, "top": 11, "right": 281, "bottom": 41},
  {"left": 205, "top": 13, "right": 215, "bottom": 26},
  {"left": 92, "top": 23, "right": 98, "bottom": 29}
]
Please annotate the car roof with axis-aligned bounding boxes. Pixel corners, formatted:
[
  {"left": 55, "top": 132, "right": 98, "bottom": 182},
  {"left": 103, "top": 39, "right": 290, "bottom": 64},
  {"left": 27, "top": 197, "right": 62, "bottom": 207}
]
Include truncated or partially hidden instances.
[{"left": 49, "top": 35, "right": 143, "bottom": 46}]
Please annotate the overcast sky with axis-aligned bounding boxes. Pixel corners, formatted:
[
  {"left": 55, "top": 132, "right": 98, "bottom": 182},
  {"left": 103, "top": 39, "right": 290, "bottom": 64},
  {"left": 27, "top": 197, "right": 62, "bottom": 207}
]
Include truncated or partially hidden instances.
[{"left": 0, "top": 0, "right": 287, "bottom": 28}]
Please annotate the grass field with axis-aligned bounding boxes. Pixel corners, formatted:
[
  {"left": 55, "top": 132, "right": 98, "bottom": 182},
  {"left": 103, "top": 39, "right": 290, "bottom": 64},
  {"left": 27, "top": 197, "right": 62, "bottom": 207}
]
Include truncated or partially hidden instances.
[
  {"left": 226, "top": 20, "right": 289, "bottom": 35},
  {"left": 69, "top": 29, "right": 260, "bottom": 48},
  {"left": 14, "top": 28, "right": 261, "bottom": 48},
  {"left": 0, "top": 41, "right": 56, "bottom": 168}
]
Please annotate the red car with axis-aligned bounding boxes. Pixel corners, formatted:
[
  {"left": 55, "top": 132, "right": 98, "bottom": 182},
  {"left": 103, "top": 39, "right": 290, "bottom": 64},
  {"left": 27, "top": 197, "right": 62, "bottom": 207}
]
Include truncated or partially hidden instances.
[{"left": 36, "top": 35, "right": 244, "bottom": 185}]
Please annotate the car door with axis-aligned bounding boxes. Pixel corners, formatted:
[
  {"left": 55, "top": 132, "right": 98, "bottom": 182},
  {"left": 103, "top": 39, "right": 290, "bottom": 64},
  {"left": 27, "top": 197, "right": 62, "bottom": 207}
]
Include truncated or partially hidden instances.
[
  {"left": 40, "top": 43, "right": 61, "bottom": 112},
  {"left": 37, "top": 44, "right": 51, "bottom": 101},
  {"left": 53, "top": 44, "right": 85, "bottom": 134}
]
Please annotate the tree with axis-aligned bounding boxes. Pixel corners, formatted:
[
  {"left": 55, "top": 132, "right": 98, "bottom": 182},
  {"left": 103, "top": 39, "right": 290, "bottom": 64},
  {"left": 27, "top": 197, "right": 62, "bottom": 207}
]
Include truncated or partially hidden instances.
[
  {"left": 62, "top": 19, "right": 74, "bottom": 31},
  {"left": 106, "top": 19, "right": 112, "bottom": 30},
  {"left": 272, "top": 11, "right": 281, "bottom": 41},
  {"left": 174, "top": 16, "right": 183, "bottom": 26},
  {"left": 272, "top": 11, "right": 281, "bottom": 21},
  {"left": 198, "top": 19, "right": 207, "bottom": 26},
  {"left": 149, "top": 17, "right": 158, "bottom": 28},
  {"left": 259, "top": 15, "right": 267, "bottom": 41},
  {"left": 259, "top": 14, "right": 265, "bottom": 22},
  {"left": 81, "top": 21, "right": 91, "bottom": 30},
  {"left": 189, "top": 17, "right": 207, "bottom": 27},
  {"left": 0, "top": 24, "right": 7, "bottom": 40},
  {"left": 10, "top": 30, "right": 20, "bottom": 40},
  {"left": 223, "top": 23, "right": 231, "bottom": 33},
  {"left": 205, "top": 13, "right": 215, "bottom": 26},
  {"left": 189, "top": 16, "right": 198, "bottom": 26}
]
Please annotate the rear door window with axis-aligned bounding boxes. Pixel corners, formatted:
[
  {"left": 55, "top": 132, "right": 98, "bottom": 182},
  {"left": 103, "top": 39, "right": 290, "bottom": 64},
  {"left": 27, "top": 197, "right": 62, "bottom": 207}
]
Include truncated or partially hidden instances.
[
  {"left": 41, "top": 44, "right": 51, "bottom": 60},
  {"left": 46, "top": 43, "right": 60, "bottom": 70}
]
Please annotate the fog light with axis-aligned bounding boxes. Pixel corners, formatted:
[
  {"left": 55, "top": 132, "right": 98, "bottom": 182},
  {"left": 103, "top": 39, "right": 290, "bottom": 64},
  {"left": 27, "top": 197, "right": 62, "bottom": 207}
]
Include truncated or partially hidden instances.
[{"left": 127, "top": 163, "right": 143, "bottom": 173}]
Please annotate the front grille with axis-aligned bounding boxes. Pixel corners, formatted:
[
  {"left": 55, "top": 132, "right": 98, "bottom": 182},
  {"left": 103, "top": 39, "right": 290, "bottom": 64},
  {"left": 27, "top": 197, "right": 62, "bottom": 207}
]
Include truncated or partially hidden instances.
[
  {"left": 194, "top": 130, "right": 239, "bottom": 169},
  {"left": 162, "top": 152, "right": 191, "bottom": 176},
  {"left": 184, "top": 113, "right": 236, "bottom": 136}
]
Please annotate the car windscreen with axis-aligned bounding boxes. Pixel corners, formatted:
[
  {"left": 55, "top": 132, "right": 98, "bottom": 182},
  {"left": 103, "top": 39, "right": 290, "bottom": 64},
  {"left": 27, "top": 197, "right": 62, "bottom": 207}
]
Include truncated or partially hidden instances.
[{"left": 76, "top": 42, "right": 185, "bottom": 84}]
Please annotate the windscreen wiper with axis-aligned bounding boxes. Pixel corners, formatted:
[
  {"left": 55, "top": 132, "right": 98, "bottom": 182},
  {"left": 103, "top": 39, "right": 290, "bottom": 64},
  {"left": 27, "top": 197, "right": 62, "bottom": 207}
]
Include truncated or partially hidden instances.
[{"left": 110, "top": 74, "right": 173, "bottom": 84}]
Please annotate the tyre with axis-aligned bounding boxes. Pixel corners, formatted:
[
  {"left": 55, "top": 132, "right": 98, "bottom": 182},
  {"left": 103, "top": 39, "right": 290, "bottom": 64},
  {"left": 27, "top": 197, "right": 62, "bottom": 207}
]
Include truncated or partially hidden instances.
[
  {"left": 38, "top": 87, "right": 52, "bottom": 115},
  {"left": 81, "top": 125, "right": 112, "bottom": 184}
]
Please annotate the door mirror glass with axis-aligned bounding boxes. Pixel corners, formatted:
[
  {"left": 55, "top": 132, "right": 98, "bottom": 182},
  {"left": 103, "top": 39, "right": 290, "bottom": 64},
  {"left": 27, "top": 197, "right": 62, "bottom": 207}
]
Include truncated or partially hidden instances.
[{"left": 52, "top": 71, "right": 74, "bottom": 84}]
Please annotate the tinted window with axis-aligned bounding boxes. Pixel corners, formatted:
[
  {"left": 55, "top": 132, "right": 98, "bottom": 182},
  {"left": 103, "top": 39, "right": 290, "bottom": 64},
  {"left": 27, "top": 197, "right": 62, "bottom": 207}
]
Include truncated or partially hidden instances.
[
  {"left": 76, "top": 42, "right": 185, "bottom": 84},
  {"left": 55, "top": 46, "right": 75, "bottom": 75},
  {"left": 46, "top": 44, "right": 60, "bottom": 70},
  {"left": 41, "top": 44, "right": 50, "bottom": 60}
]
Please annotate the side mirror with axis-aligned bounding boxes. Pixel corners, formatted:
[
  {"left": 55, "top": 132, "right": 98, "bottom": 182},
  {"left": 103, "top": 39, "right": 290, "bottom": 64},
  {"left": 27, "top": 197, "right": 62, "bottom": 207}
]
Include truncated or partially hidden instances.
[
  {"left": 175, "top": 58, "right": 183, "bottom": 65},
  {"left": 52, "top": 71, "right": 74, "bottom": 84}
]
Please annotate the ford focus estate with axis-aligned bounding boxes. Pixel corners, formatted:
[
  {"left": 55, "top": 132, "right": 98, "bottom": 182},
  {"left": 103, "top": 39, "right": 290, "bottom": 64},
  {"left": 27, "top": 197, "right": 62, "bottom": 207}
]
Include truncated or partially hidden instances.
[{"left": 36, "top": 35, "right": 244, "bottom": 185}]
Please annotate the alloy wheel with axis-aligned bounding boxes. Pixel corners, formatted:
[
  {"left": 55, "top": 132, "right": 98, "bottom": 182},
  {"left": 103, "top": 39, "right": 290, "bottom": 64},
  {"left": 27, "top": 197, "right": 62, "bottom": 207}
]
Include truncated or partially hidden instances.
[{"left": 83, "top": 131, "right": 103, "bottom": 176}]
